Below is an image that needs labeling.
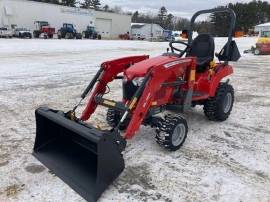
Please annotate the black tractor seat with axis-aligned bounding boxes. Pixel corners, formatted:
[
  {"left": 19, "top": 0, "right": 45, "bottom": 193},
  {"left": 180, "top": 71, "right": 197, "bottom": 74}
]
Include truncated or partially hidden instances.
[{"left": 187, "top": 34, "right": 215, "bottom": 72}]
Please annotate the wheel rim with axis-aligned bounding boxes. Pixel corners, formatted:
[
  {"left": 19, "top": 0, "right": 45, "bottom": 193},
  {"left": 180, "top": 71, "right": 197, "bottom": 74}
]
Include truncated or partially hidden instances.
[
  {"left": 172, "top": 124, "right": 186, "bottom": 147},
  {"left": 255, "top": 49, "right": 260, "bottom": 55},
  {"left": 223, "top": 93, "right": 232, "bottom": 113}
]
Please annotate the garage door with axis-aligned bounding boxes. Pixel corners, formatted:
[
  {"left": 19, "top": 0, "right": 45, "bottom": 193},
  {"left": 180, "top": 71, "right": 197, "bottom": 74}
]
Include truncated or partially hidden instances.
[{"left": 95, "top": 18, "right": 112, "bottom": 38}]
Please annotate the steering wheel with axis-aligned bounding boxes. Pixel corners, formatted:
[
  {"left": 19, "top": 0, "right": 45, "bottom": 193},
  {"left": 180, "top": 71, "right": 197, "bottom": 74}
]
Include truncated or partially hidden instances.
[{"left": 169, "top": 41, "right": 191, "bottom": 57}]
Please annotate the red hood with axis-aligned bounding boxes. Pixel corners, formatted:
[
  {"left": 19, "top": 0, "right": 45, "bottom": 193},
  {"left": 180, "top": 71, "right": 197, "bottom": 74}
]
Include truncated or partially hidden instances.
[{"left": 125, "top": 55, "right": 178, "bottom": 79}]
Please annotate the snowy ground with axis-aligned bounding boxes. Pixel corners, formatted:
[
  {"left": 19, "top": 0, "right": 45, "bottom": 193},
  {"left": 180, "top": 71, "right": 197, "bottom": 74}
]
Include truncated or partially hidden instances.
[{"left": 0, "top": 37, "right": 270, "bottom": 202}]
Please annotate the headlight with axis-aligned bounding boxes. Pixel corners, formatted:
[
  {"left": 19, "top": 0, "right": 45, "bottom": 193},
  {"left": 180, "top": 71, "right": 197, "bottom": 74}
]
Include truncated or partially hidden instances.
[{"left": 132, "top": 77, "right": 144, "bottom": 86}]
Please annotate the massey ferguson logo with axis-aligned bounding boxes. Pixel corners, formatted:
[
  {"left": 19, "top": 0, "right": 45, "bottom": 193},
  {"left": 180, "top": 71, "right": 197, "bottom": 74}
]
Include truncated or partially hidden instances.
[{"left": 164, "top": 59, "right": 191, "bottom": 68}]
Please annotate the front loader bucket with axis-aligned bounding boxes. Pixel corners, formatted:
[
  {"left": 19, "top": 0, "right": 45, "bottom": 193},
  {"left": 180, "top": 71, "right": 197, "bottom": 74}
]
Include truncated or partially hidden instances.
[{"left": 33, "top": 107, "right": 125, "bottom": 202}]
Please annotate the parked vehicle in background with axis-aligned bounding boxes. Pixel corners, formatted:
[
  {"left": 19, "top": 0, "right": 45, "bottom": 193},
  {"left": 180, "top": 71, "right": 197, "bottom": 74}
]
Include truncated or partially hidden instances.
[
  {"left": 119, "top": 32, "right": 131, "bottom": 40},
  {"left": 131, "top": 33, "right": 146, "bottom": 40},
  {"left": 172, "top": 30, "right": 198, "bottom": 42},
  {"left": 163, "top": 30, "right": 174, "bottom": 41},
  {"left": 14, "top": 28, "right": 32, "bottom": 38},
  {"left": 244, "top": 31, "right": 270, "bottom": 55},
  {"left": 173, "top": 30, "right": 188, "bottom": 42},
  {"left": 254, "top": 31, "right": 270, "bottom": 55},
  {"left": 82, "top": 26, "right": 101, "bottom": 40},
  {"left": 0, "top": 27, "right": 13, "bottom": 38},
  {"left": 57, "top": 23, "right": 82, "bottom": 39},
  {"left": 33, "top": 21, "right": 55, "bottom": 39}
]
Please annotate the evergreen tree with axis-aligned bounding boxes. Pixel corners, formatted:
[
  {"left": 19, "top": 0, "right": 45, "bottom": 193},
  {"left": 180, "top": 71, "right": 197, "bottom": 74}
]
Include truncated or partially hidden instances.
[
  {"left": 111, "top": 6, "right": 122, "bottom": 14},
  {"left": 132, "top": 11, "right": 139, "bottom": 23},
  {"left": 174, "top": 18, "right": 190, "bottom": 31},
  {"left": 91, "top": 0, "right": 101, "bottom": 10},
  {"left": 158, "top": 6, "right": 167, "bottom": 28},
  {"left": 32, "top": 0, "right": 60, "bottom": 4},
  {"left": 103, "top": 4, "right": 109, "bottom": 11},
  {"left": 80, "top": 0, "right": 101, "bottom": 10},
  {"left": 165, "top": 13, "right": 174, "bottom": 30},
  {"left": 80, "top": 0, "right": 92, "bottom": 9},
  {"left": 210, "top": 1, "right": 270, "bottom": 36},
  {"left": 61, "top": 0, "right": 76, "bottom": 7}
]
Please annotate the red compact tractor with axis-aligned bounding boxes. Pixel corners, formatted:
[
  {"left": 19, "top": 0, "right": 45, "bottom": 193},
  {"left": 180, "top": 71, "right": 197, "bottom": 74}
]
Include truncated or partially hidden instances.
[
  {"left": 33, "top": 21, "right": 55, "bottom": 39},
  {"left": 33, "top": 8, "right": 240, "bottom": 202}
]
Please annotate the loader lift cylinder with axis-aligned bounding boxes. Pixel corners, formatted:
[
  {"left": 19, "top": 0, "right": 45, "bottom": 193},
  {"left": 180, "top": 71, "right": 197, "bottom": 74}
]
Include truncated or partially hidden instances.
[
  {"left": 116, "top": 72, "right": 152, "bottom": 131},
  {"left": 81, "top": 68, "right": 104, "bottom": 99}
]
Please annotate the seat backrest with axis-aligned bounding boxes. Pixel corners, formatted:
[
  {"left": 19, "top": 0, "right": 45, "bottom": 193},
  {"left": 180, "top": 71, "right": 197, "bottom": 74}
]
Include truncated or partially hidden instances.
[{"left": 188, "top": 34, "right": 215, "bottom": 62}]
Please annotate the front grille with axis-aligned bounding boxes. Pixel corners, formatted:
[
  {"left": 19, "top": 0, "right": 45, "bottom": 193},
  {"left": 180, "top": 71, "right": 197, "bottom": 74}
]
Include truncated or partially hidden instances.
[{"left": 123, "top": 81, "right": 138, "bottom": 100}]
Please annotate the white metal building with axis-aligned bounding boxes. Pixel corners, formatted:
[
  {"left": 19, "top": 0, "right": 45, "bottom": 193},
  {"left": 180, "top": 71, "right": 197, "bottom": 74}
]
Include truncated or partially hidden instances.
[
  {"left": 131, "top": 23, "right": 164, "bottom": 40},
  {"left": 94, "top": 11, "right": 131, "bottom": 39},
  {"left": 255, "top": 22, "right": 270, "bottom": 36},
  {"left": 0, "top": 0, "right": 131, "bottom": 38}
]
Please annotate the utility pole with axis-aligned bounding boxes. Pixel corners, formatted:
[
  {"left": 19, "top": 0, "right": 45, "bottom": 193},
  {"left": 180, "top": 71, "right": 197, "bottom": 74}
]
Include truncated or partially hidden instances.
[{"left": 151, "top": 21, "right": 153, "bottom": 42}]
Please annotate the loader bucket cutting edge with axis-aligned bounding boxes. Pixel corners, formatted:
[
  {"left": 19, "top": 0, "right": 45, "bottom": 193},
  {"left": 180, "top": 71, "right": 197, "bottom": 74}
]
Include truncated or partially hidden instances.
[{"left": 33, "top": 107, "right": 125, "bottom": 202}]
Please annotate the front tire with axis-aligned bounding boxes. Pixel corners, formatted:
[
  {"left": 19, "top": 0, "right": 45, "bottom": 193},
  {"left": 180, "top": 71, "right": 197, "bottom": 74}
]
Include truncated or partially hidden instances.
[
  {"left": 106, "top": 109, "right": 129, "bottom": 130},
  {"left": 155, "top": 115, "right": 188, "bottom": 151},
  {"left": 204, "top": 83, "right": 234, "bottom": 121}
]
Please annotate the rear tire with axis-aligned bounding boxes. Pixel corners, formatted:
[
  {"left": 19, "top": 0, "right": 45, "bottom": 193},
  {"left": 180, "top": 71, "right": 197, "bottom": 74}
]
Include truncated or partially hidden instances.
[
  {"left": 33, "top": 31, "right": 40, "bottom": 38},
  {"left": 65, "top": 33, "right": 71, "bottom": 39},
  {"left": 82, "top": 32, "right": 87, "bottom": 39},
  {"left": 76, "top": 33, "right": 82, "bottom": 39},
  {"left": 57, "top": 31, "right": 62, "bottom": 39},
  {"left": 106, "top": 109, "right": 129, "bottom": 130},
  {"left": 204, "top": 83, "right": 234, "bottom": 121},
  {"left": 155, "top": 115, "right": 188, "bottom": 151}
]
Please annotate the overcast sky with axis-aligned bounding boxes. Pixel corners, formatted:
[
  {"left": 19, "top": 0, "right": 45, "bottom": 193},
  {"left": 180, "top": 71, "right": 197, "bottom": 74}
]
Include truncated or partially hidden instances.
[{"left": 99, "top": 0, "right": 267, "bottom": 18}]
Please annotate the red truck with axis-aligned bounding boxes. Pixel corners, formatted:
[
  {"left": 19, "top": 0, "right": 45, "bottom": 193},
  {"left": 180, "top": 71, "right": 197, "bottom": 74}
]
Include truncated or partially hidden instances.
[{"left": 33, "top": 21, "right": 55, "bottom": 39}]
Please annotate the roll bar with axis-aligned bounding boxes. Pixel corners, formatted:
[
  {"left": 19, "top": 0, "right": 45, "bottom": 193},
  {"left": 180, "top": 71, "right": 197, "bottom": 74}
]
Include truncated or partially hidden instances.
[{"left": 188, "top": 8, "right": 236, "bottom": 62}]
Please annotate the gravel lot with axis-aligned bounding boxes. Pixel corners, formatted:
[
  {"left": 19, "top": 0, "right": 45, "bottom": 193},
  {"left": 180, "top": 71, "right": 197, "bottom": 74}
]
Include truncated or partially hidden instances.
[{"left": 0, "top": 38, "right": 269, "bottom": 202}]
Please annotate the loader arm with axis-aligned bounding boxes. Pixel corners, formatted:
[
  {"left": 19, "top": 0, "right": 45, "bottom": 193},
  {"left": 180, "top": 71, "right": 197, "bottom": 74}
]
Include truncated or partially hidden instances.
[
  {"left": 81, "top": 55, "right": 149, "bottom": 121},
  {"left": 124, "top": 57, "right": 196, "bottom": 139}
]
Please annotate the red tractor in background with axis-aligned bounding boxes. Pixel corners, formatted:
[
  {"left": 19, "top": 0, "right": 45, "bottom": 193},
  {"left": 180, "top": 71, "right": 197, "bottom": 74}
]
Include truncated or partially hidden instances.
[
  {"left": 33, "top": 21, "right": 55, "bottom": 39},
  {"left": 33, "top": 8, "right": 241, "bottom": 202},
  {"left": 119, "top": 32, "right": 131, "bottom": 40}
]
